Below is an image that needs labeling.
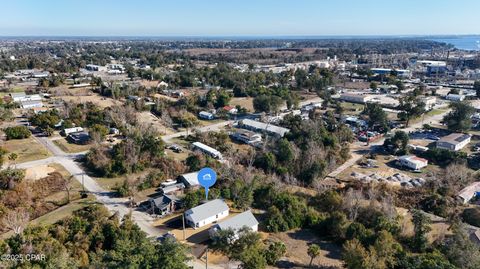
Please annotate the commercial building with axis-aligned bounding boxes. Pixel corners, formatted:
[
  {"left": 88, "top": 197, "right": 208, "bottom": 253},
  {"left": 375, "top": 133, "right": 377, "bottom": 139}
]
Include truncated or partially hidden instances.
[
  {"left": 436, "top": 133, "right": 472, "bottom": 151},
  {"left": 398, "top": 155, "right": 428, "bottom": 171},
  {"left": 340, "top": 93, "right": 372, "bottom": 104},
  {"left": 445, "top": 94, "right": 465, "bottom": 102},
  {"left": 20, "top": 100, "right": 43, "bottom": 109},
  {"left": 421, "top": 96, "right": 437, "bottom": 111},
  {"left": 237, "top": 119, "right": 290, "bottom": 138},
  {"left": 185, "top": 199, "right": 229, "bottom": 229},
  {"left": 192, "top": 142, "right": 223, "bottom": 159}
]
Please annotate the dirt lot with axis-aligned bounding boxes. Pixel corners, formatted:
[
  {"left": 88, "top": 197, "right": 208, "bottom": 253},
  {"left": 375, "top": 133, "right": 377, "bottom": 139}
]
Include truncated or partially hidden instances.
[
  {"left": 137, "top": 111, "right": 175, "bottom": 135},
  {"left": 2, "top": 137, "right": 52, "bottom": 163},
  {"left": 55, "top": 95, "right": 123, "bottom": 108},
  {"left": 338, "top": 153, "right": 442, "bottom": 185},
  {"left": 270, "top": 229, "right": 344, "bottom": 268}
]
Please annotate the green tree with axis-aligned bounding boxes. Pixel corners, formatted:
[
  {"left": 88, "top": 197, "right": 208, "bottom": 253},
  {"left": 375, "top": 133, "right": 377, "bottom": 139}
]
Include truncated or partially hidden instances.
[
  {"left": 411, "top": 210, "right": 432, "bottom": 252},
  {"left": 342, "top": 238, "right": 369, "bottom": 269},
  {"left": 264, "top": 241, "right": 286, "bottom": 266},
  {"left": 253, "top": 95, "right": 283, "bottom": 114},
  {"left": 383, "top": 130, "right": 409, "bottom": 155},
  {"left": 8, "top": 153, "right": 18, "bottom": 168},
  {"left": 363, "top": 103, "right": 388, "bottom": 131},
  {"left": 442, "top": 224, "right": 480, "bottom": 269},
  {"left": 397, "top": 95, "right": 425, "bottom": 127},
  {"left": 4, "top": 125, "right": 31, "bottom": 140},
  {"left": 474, "top": 80, "right": 480, "bottom": 97},
  {"left": 307, "top": 244, "right": 321, "bottom": 267},
  {"left": 443, "top": 101, "right": 475, "bottom": 132},
  {"left": 370, "top": 82, "right": 378, "bottom": 90}
]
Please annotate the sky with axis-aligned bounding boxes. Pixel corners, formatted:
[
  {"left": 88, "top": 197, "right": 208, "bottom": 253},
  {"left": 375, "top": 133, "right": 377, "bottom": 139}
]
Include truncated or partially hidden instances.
[{"left": 0, "top": 0, "right": 479, "bottom": 36}]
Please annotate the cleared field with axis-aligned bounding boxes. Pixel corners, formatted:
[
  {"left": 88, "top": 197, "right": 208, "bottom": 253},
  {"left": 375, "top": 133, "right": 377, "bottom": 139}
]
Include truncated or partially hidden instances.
[
  {"left": 53, "top": 94, "right": 123, "bottom": 109},
  {"left": 2, "top": 137, "right": 52, "bottom": 163},
  {"left": 269, "top": 229, "right": 344, "bottom": 268},
  {"left": 230, "top": 97, "right": 254, "bottom": 112},
  {"left": 137, "top": 111, "right": 175, "bottom": 135},
  {"left": 53, "top": 138, "right": 92, "bottom": 153}
]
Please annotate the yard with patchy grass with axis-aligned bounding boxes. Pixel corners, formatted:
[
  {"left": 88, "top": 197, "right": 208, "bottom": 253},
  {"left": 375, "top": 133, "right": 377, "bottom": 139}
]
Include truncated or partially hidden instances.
[
  {"left": 53, "top": 138, "right": 92, "bottom": 153},
  {"left": 2, "top": 137, "right": 52, "bottom": 163},
  {"left": 230, "top": 97, "right": 254, "bottom": 112}
]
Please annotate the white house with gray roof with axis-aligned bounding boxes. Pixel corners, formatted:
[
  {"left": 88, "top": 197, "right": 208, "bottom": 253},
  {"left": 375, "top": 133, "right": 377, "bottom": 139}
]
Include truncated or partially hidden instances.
[
  {"left": 184, "top": 199, "right": 229, "bottom": 229},
  {"left": 179, "top": 171, "right": 200, "bottom": 188},
  {"left": 209, "top": 210, "right": 259, "bottom": 238}
]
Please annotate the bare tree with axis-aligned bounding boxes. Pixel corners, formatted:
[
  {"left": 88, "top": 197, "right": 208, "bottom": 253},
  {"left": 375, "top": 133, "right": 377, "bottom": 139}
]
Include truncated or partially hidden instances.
[
  {"left": 61, "top": 175, "right": 74, "bottom": 204},
  {"left": 343, "top": 188, "right": 364, "bottom": 221},
  {"left": 3, "top": 208, "right": 30, "bottom": 234}
]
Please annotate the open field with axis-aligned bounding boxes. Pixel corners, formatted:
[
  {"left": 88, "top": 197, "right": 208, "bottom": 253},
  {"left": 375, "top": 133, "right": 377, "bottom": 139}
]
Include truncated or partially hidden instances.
[
  {"left": 269, "top": 229, "right": 344, "bottom": 268},
  {"left": 2, "top": 137, "right": 52, "bottom": 163},
  {"left": 53, "top": 94, "right": 123, "bottom": 109},
  {"left": 230, "top": 97, "right": 254, "bottom": 111},
  {"left": 53, "top": 138, "right": 92, "bottom": 153},
  {"left": 137, "top": 111, "right": 175, "bottom": 135}
]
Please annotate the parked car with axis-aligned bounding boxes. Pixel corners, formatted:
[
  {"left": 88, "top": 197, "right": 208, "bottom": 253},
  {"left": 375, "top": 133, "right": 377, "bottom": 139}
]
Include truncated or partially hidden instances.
[{"left": 166, "top": 144, "right": 183, "bottom": 153}]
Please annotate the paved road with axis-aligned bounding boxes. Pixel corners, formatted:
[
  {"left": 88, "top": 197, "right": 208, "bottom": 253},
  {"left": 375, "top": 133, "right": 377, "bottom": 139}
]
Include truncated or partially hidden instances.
[
  {"left": 24, "top": 135, "right": 221, "bottom": 268},
  {"left": 327, "top": 109, "right": 451, "bottom": 178},
  {"left": 28, "top": 135, "right": 165, "bottom": 237}
]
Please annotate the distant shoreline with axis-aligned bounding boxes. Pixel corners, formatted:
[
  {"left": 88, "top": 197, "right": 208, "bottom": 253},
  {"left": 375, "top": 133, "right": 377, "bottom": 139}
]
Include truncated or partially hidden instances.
[{"left": 0, "top": 34, "right": 479, "bottom": 41}]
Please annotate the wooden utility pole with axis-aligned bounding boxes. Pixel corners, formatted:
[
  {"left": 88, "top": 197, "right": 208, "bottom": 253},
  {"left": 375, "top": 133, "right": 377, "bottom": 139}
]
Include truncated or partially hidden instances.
[
  {"left": 182, "top": 213, "right": 186, "bottom": 241},
  {"left": 205, "top": 248, "right": 208, "bottom": 269}
]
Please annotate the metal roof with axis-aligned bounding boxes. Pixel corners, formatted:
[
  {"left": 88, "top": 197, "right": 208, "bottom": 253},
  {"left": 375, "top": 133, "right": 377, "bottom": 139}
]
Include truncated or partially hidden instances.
[
  {"left": 438, "top": 133, "right": 471, "bottom": 145},
  {"left": 238, "top": 119, "right": 290, "bottom": 137},
  {"left": 216, "top": 210, "right": 258, "bottom": 231},
  {"left": 185, "top": 199, "right": 229, "bottom": 223},
  {"left": 180, "top": 171, "right": 199, "bottom": 187}
]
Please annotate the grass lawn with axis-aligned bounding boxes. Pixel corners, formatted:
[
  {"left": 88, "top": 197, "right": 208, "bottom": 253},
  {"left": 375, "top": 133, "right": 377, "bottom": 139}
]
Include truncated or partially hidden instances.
[
  {"left": 53, "top": 138, "right": 92, "bottom": 153},
  {"left": 340, "top": 102, "right": 365, "bottom": 114},
  {"left": 94, "top": 176, "right": 126, "bottom": 191},
  {"left": 3, "top": 137, "right": 52, "bottom": 163}
]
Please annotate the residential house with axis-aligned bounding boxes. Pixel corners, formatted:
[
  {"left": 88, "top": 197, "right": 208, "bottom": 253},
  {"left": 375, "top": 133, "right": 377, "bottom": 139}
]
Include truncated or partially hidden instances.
[
  {"left": 230, "top": 129, "right": 262, "bottom": 145},
  {"left": 62, "top": 127, "right": 84, "bottom": 136},
  {"left": 436, "top": 133, "right": 471, "bottom": 151},
  {"left": 67, "top": 131, "right": 91, "bottom": 145},
  {"left": 199, "top": 111, "right": 215, "bottom": 120},
  {"left": 458, "top": 181, "right": 480, "bottom": 204},
  {"left": 237, "top": 119, "right": 290, "bottom": 138},
  {"left": 192, "top": 142, "right": 223, "bottom": 159},
  {"left": 179, "top": 171, "right": 200, "bottom": 188},
  {"left": 185, "top": 199, "right": 229, "bottom": 229},
  {"left": 209, "top": 210, "right": 259, "bottom": 238},
  {"left": 149, "top": 194, "right": 181, "bottom": 217},
  {"left": 398, "top": 155, "right": 428, "bottom": 171}
]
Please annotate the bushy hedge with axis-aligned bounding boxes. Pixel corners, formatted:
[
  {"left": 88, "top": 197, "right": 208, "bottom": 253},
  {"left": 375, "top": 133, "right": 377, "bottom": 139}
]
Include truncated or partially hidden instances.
[{"left": 4, "top": 125, "right": 31, "bottom": 140}]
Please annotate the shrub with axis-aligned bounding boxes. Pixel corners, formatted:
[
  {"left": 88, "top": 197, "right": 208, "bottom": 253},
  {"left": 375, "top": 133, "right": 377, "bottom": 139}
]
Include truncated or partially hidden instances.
[{"left": 4, "top": 126, "right": 31, "bottom": 140}]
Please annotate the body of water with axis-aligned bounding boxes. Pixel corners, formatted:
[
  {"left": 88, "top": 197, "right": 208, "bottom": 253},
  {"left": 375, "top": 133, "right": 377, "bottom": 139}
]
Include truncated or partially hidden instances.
[{"left": 429, "top": 36, "right": 480, "bottom": 51}]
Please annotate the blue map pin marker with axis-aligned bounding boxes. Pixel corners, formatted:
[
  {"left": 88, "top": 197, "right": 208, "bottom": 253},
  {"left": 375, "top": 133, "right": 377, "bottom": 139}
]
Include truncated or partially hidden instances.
[{"left": 198, "top": 167, "right": 217, "bottom": 200}]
